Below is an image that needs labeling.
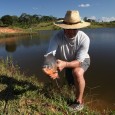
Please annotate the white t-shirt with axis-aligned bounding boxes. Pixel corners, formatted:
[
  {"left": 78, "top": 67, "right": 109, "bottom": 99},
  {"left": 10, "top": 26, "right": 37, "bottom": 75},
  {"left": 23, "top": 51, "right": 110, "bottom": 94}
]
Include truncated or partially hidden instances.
[{"left": 45, "top": 30, "right": 90, "bottom": 62}]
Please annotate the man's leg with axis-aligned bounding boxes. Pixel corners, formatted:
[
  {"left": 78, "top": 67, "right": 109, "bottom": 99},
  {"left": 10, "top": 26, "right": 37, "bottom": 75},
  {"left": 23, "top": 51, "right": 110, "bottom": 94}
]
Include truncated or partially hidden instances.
[
  {"left": 66, "top": 59, "right": 90, "bottom": 111},
  {"left": 65, "top": 68, "right": 74, "bottom": 85},
  {"left": 72, "top": 67, "right": 85, "bottom": 104}
]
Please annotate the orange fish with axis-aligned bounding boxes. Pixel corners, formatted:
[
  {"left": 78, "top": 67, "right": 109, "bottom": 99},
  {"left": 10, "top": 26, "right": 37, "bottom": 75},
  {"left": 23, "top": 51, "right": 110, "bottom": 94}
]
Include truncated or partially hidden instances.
[{"left": 42, "top": 54, "right": 59, "bottom": 79}]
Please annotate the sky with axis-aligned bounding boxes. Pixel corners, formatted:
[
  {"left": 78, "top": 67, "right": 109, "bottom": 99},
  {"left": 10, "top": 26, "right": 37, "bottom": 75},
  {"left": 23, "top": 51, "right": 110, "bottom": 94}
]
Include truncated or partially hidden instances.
[{"left": 0, "top": 0, "right": 115, "bottom": 22}]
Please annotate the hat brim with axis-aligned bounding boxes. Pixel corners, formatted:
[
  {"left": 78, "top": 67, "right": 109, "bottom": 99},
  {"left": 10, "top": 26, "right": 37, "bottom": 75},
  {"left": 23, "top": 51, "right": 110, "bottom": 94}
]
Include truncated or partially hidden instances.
[{"left": 54, "top": 20, "right": 90, "bottom": 29}]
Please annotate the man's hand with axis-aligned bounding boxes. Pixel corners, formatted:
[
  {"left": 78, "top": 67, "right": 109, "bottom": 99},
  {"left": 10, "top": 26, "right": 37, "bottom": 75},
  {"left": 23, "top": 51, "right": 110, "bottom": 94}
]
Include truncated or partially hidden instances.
[
  {"left": 42, "top": 68, "right": 59, "bottom": 79},
  {"left": 57, "top": 59, "right": 67, "bottom": 71}
]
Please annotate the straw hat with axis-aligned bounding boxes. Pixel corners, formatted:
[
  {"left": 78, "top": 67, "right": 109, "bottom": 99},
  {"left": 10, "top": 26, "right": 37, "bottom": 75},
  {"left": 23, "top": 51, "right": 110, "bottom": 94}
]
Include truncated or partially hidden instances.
[{"left": 54, "top": 10, "right": 90, "bottom": 29}]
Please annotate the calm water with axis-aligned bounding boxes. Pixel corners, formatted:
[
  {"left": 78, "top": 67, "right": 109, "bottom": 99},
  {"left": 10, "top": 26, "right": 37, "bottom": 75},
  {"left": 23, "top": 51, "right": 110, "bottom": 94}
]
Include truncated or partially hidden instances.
[{"left": 0, "top": 28, "right": 115, "bottom": 110}]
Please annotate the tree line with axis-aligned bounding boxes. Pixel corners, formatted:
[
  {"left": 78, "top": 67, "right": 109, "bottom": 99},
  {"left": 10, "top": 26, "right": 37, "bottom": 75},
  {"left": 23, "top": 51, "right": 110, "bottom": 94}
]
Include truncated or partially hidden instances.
[
  {"left": 0, "top": 13, "right": 57, "bottom": 28},
  {"left": 1, "top": 13, "right": 115, "bottom": 29}
]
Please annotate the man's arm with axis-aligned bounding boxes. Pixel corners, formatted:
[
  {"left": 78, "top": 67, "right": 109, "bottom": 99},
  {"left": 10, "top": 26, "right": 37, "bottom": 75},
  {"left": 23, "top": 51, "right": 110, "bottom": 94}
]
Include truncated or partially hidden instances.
[
  {"left": 45, "top": 34, "right": 59, "bottom": 56},
  {"left": 57, "top": 59, "right": 81, "bottom": 71}
]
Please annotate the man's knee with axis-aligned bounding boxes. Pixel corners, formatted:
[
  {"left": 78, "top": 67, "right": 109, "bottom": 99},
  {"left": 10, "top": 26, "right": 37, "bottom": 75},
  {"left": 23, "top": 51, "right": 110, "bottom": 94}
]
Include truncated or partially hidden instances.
[{"left": 72, "top": 67, "right": 84, "bottom": 78}]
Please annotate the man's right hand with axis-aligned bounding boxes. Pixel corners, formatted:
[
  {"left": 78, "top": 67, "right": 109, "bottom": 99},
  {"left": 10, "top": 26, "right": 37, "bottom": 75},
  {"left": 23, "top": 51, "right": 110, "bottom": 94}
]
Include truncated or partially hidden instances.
[{"left": 57, "top": 59, "right": 67, "bottom": 71}]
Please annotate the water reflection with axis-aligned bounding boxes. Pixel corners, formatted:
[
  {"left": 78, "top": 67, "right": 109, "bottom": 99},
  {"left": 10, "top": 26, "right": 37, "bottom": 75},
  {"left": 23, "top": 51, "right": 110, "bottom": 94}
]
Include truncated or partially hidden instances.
[{"left": 5, "top": 40, "right": 17, "bottom": 53}]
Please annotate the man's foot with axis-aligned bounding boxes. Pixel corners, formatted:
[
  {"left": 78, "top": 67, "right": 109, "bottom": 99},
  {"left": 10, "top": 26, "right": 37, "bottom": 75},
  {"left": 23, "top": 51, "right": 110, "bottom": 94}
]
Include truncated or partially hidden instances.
[{"left": 69, "top": 101, "right": 84, "bottom": 112}]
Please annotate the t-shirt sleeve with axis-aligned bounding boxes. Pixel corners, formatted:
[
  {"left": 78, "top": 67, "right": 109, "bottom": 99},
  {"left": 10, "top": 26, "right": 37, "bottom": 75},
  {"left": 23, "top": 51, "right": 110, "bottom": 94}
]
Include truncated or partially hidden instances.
[
  {"left": 44, "top": 34, "right": 58, "bottom": 57},
  {"left": 76, "top": 35, "right": 90, "bottom": 62}
]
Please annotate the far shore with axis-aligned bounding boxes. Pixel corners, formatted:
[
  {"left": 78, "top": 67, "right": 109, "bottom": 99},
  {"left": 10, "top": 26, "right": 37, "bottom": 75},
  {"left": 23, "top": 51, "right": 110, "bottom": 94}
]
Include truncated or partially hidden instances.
[
  {"left": 0, "top": 27, "right": 38, "bottom": 38},
  {"left": 0, "top": 22, "right": 115, "bottom": 38}
]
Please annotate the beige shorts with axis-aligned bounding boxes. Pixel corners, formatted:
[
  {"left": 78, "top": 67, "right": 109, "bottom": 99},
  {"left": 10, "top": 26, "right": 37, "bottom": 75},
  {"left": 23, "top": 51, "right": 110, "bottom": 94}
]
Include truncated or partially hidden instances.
[{"left": 80, "top": 58, "right": 90, "bottom": 72}]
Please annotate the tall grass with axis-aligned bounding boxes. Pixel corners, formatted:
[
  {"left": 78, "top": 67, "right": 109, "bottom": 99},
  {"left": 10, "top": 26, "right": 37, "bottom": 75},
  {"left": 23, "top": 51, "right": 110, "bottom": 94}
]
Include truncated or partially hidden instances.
[{"left": 0, "top": 57, "right": 114, "bottom": 115}]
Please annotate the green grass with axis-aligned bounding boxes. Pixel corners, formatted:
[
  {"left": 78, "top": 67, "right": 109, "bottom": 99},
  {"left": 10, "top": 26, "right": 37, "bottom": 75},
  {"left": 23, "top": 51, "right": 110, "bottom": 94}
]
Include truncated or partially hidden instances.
[
  {"left": 32, "top": 22, "right": 60, "bottom": 30},
  {"left": 0, "top": 57, "right": 115, "bottom": 115}
]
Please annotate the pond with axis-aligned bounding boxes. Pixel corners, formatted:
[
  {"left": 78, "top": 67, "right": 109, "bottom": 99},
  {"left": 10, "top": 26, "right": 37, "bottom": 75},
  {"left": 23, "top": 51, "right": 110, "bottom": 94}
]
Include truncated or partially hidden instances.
[{"left": 0, "top": 28, "right": 115, "bottom": 110}]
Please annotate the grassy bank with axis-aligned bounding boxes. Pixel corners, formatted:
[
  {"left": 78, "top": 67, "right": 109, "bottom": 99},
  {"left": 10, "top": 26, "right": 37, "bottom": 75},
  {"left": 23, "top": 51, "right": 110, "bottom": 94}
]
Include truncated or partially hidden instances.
[
  {"left": 0, "top": 57, "right": 115, "bottom": 115},
  {"left": 1, "top": 22, "right": 115, "bottom": 38},
  {"left": 0, "top": 22, "right": 59, "bottom": 38}
]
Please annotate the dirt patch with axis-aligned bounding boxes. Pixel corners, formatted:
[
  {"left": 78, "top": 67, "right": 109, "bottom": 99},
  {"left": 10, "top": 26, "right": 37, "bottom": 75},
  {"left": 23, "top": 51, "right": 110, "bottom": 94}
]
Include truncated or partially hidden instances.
[{"left": 0, "top": 27, "right": 22, "bottom": 33}]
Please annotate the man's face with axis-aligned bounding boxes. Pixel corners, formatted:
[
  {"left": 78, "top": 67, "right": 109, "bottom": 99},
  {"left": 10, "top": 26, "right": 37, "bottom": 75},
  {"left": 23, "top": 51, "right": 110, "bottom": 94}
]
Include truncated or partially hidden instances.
[{"left": 64, "top": 29, "right": 78, "bottom": 39}]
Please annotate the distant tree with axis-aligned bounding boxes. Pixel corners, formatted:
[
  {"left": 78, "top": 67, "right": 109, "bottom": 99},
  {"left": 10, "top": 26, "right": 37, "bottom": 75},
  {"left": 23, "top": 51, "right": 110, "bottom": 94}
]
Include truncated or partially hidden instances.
[
  {"left": 87, "top": 19, "right": 96, "bottom": 22},
  {"left": 84, "top": 17, "right": 88, "bottom": 21},
  {"left": 19, "top": 13, "right": 31, "bottom": 25},
  {"left": 31, "top": 14, "right": 40, "bottom": 24},
  {"left": 11, "top": 15, "right": 19, "bottom": 25},
  {"left": 1, "top": 15, "right": 13, "bottom": 26},
  {"left": 0, "top": 13, "right": 58, "bottom": 28},
  {"left": 110, "top": 20, "right": 115, "bottom": 23},
  {"left": 18, "top": 13, "right": 33, "bottom": 28},
  {"left": 40, "top": 16, "right": 57, "bottom": 22},
  {"left": 57, "top": 18, "right": 64, "bottom": 20},
  {"left": 0, "top": 19, "right": 3, "bottom": 26}
]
